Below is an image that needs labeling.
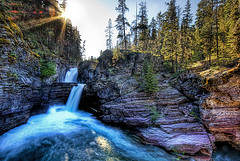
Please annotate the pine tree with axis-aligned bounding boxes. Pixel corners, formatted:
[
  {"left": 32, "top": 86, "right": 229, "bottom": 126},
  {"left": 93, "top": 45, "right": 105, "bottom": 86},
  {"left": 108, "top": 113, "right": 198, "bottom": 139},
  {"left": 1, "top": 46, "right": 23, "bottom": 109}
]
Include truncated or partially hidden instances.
[
  {"left": 115, "top": 0, "right": 130, "bottom": 50},
  {"left": 60, "top": 0, "right": 67, "bottom": 12},
  {"left": 149, "top": 17, "right": 157, "bottom": 54},
  {"left": 196, "top": 0, "right": 214, "bottom": 67},
  {"left": 105, "top": 18, "right": 113, "bottom": 50},
  {"left": 131, "top": 2, "right": 138, "bottom": 47},
  {"left": 155, "top": 12, "right": 166, "bottom": 57},
  {"left": 137, "top": 1, "right": 149, "bottom": 52},
  {"left": 149, "top": 18, "right": 157, "bottom": 41},
  {"left": 161, "top": 0, "right": 179, "bottom": 72},
  {"left": 180, "top": 0, "right": 193, "bottom": 68},
  {"left": 143, "top": 59, "right": 158, "bottom": 93},
  {"left": 228, "top": 0, "right": 240, "bottom": 56}
]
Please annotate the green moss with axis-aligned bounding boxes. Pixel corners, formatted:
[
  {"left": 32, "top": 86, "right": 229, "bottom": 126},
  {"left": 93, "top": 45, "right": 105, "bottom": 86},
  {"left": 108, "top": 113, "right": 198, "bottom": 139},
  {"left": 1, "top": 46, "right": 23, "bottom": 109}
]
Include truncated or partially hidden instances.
[
  {"left": 163, "top": 61, "right": 174, "bottom": 73},
  {"left": 2, "top": 25, "right": 14, "bottom": 34},
  {"left": 189, "top": 111, "right": 195, "bottom": 115},
  {"left": 40, "top": 59, "right": 56, "bottom": 78},
  {"left": 8, "top": 18, "right": 23, "bottom": 38},
  {"left": 6, "top": 72, "right": 18, "bottom": 80},
  {"left": 0, "top": 38, "right": 10, "bottom": 45},
  {"left": 9, "top": 52, "right": 17, "bottom": 58}
]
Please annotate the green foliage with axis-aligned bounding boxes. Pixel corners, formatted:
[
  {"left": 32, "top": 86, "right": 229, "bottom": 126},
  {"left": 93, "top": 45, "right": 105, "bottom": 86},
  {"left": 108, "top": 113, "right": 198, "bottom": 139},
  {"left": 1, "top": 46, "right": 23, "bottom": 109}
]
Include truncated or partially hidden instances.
[
  {"left": 171, "top": 147, "right": 185, "bottom": 160},
  {"left": 7, "top": 72, "right": 18, "bottom": 80},
  {"left": 171, "top": 70, "right": 187, "bottom": 79},
  {"left": 9, "top": 52, "right": 17, "bottom": 58},
  {"left": 192, "top": 51, "right": 206, "bottom": 62},
  {"left": 112, "top": 45, "right": 125, "bottom": 62},
  {"left": 40, "top": 59, "right": 56, "bottom": 78},
  {"left": 115, "top": 0, "right": 130, "bottom": 50},
  {"left": 33, "top": 49, "right": 45, "bottom": 57},
  {"left": 142, "top": 59, "right": 158, "bottom": 93},
  {"left": 108, "top": 68, "right": 114, "bottom": 74},
  {"left": 163, "top": 61, "right": 174, "bottom": 73},
  {"left": 147, "top": 106, "right": 160, "bottom": 122}
]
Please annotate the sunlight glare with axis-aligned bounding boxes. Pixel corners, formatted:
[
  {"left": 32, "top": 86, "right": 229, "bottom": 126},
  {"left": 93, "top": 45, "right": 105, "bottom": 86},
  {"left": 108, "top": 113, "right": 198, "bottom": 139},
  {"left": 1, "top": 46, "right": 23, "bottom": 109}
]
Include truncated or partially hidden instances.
[
  {"left": 63, "top": 1, "right": 86, "bottom": 26},
  {"left": 95, "top": 136, "right": 112, "bottom": 153},
  {"left": 61, "top": 12, "right": 69, "bottom": 19}
]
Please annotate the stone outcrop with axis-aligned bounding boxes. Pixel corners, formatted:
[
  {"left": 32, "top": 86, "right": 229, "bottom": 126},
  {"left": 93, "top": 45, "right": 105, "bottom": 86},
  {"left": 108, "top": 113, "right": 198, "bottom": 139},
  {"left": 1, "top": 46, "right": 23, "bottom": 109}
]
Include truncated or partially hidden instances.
[
  {"left": 46, "top": 82, "right": 78, "bottom": 106},
  {"left": 0, "top": 45, "right": 75, "bottom": 134},
  {"left": 0, "top": 29, "right": 41, "bottom": 134},
  {"left": 78, "top": 50, "right": 215, "bottom": 158},
  {"left": 100, "top": 83, "right": 214, "bottom": 158},
  {"left": 173, "top": 65, "right": 240, "bottom": 151},
  {"left": 201, "top": 66, "right": 240, "bottom": 150},
  {"left": 171, "top": 71, "right": 206, "bottom": 104}
]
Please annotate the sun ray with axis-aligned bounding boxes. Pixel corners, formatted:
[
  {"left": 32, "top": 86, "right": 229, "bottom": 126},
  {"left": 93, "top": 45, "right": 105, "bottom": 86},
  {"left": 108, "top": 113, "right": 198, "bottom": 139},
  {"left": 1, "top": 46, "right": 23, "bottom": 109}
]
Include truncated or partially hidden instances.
[
  {"left": 58, "top": 18, "right": 67, "bottom": 57},
  {"left": 20, "top": 16, "right": 61, "bottom": 31}
]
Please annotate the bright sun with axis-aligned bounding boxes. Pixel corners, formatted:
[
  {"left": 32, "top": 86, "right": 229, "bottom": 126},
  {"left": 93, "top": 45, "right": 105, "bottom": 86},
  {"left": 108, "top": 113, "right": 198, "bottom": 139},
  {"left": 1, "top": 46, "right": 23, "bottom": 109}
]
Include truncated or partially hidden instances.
[
  {"left": 61, "top": 11, "right": 69, "bottom": 19},
  {"left": 60, "top": 1, "right": 86, "bottom": 26}
]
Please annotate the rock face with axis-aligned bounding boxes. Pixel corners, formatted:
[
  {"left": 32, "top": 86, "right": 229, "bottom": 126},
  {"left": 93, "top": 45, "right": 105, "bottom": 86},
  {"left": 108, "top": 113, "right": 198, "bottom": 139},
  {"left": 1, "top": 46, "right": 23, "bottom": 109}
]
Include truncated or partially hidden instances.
[
  {"left": 100, "top": 83, "right": 214, "bottom": 157},
  {"left": 173, "top": 66, "right": 240, "bottom": 151},
  {"left": 201, "top": 66, "right": 240, "bottom": 150},
  {"left": 47, "top": 83, "right": 78, "bottom": 106},
  {"left": 0, "top": 43, "right": 41, "bottom": 134},
  {"left": 171, "top": 71, "right": 206, "bottom": 103},
  {"left": 0, "top": 16, "right": 74, "bottom": 134},
  {"left": 78, "top": 50, "right": 214, "bottom": 158}
]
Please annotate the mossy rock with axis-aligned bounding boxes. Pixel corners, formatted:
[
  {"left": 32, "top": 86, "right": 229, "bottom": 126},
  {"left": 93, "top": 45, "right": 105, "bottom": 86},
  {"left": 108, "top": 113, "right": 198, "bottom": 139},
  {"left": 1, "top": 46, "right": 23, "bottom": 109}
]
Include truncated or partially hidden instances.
[{"left": 0, "top": 38, "right": 11, "bottom": 45}]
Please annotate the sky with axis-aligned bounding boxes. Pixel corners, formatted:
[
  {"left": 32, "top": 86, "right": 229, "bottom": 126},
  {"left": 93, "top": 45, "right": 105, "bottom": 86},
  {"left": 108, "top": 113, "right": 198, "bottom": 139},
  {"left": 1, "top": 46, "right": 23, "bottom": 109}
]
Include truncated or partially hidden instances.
[{"left": 60, "top": 0, "right": 200, "bottom": 59}]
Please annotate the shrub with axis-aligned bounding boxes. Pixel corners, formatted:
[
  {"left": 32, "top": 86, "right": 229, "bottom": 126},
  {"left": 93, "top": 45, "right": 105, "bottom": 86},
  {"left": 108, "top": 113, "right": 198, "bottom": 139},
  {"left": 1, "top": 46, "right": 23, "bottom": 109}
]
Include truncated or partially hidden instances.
[
  {"left": 147, "top": 106, "right": 160, "bottom": 122},
  {"left": 163, "top": 61, "right": 174, "bottom": 73},
  {"left": 40, "top": 59, "right": 56, "bottom": 78}
]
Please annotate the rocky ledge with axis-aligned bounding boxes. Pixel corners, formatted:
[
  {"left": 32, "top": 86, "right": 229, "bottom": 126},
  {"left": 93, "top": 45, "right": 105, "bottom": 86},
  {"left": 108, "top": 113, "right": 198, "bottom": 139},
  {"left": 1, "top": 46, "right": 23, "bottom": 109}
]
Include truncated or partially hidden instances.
[
  {"left": 79, "top": 50, "right": 215, "bottom": 159},
  {"left": 101, "top": 83, "right": 215, "bottom": 158}
]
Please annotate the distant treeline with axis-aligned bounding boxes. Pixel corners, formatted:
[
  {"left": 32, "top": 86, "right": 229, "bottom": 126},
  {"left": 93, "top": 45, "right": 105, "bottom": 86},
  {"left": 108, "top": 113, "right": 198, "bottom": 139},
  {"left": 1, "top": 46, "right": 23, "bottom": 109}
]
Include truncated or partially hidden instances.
[{"left": 106, "top": 0, "right": 240, "bottom": 72}]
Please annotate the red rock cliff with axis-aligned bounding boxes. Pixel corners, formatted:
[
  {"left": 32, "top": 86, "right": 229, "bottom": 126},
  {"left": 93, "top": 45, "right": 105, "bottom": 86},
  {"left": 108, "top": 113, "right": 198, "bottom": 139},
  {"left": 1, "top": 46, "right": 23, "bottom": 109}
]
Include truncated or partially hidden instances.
[{"left": 201, "top": 65, "right": 240, "bottom": 150}]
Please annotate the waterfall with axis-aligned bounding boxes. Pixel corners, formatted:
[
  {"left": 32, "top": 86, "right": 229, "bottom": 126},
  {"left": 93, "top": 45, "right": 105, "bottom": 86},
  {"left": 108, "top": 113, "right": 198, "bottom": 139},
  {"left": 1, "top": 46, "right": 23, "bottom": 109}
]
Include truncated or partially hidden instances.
[
  {"left": 64, "top": 68, "right": 78, "bottom": 82},
  {"left": 65, "top": 84, "right": 84, "bottom": 112},
  {"left": 63, "top": 67, "right": 85, "bottom": 112}
]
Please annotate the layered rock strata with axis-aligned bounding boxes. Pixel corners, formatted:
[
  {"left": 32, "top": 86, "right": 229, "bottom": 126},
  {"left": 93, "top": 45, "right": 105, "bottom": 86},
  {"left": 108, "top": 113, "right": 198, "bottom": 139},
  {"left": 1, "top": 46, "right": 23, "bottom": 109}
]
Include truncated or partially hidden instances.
[
  {"left": 201, "top": 66, "right": 240, "bottom": 150},
  {"left": 79, "top": 50, "right": 215, "bottom": 158},
  {"left": 100, "top": 83, "right": 214, "bottom": 157},
  {"left": 173, "top": 66, "right": 240, "bottom": 151}
]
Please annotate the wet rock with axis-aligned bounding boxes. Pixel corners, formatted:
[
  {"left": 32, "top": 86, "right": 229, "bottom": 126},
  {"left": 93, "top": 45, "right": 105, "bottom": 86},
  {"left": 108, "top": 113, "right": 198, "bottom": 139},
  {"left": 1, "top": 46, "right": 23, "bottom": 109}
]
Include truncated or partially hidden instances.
[{"left": 138, "top": 127, "right": 214, "bottom": 157}]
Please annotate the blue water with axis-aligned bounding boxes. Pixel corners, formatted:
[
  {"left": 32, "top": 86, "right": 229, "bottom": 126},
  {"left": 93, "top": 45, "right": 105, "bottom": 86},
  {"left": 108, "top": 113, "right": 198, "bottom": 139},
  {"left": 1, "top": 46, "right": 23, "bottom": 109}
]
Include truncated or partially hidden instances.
[
  {"left": 0, "top": 106, "right": 174, "bottom": 161},
  {"left": 213, "top": 143, "right": 240, "bottom": 161}
]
